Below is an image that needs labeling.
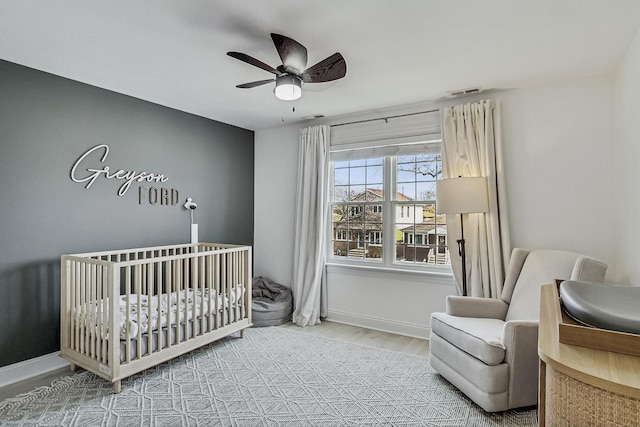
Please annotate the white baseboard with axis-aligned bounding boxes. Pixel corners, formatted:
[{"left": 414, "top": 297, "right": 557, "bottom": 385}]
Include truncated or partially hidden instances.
[
  {"left": 326, "top": 310, "right": 430, "bottom": 340},
  {"left": 0, "top": 352, "right": 69, "bottom": 389}
]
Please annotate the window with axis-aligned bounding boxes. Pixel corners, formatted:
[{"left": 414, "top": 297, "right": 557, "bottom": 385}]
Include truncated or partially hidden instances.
[{"left": 329, "top": 151, "right": 449, "bottom": 268}]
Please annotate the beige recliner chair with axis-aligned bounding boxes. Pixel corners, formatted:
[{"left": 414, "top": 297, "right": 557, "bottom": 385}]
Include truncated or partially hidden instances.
[{"left": 429, "top": 248, "right": 607, "bottom": 412}]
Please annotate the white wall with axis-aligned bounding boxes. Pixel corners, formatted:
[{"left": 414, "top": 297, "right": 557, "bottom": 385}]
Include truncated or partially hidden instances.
[
  {"left": 254, "top": 74, "right": 620, "bottom": 338},
  {"left": 495, "top": 75, "right": 616, "bottom": 279},
  {"left": 325, "top": 266, "right": 454, "bottom": 338},
  {"left": 254, "top": 125, "right": 300, "bottom": 287},
  {"left": 613, "top": 29, "right": 640, "bottom": 286}
]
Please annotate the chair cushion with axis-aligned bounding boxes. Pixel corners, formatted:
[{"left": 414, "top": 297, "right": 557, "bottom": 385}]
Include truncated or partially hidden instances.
[
  {"left": 505, "top": 250, "right": 583, "bottom": 322},
  {"left": 431, "top": 313, "right": 506, "bottom": 365}
]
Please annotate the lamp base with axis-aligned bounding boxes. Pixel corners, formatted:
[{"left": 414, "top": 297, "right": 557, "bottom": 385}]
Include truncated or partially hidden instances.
[{"left": 457, "top": 238, "right": 467, "bottom": 297}]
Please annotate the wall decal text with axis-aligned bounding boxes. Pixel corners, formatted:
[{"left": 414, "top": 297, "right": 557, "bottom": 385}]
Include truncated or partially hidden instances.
[
  {"left": 139, "top": 186, "right": 180, "bottom": 205},
  {"left": 70, "top": 144, "right": 170, "bottom": 197}
]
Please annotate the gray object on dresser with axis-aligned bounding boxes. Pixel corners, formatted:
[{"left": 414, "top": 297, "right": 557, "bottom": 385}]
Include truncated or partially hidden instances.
[{"left": 560, "top": 280, "right": 640, "bottom": 335}]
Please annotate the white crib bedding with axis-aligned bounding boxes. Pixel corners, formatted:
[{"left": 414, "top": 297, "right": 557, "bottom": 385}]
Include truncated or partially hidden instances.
[{"left": 73, "top": 286, "right": 245, "bottom": 341}]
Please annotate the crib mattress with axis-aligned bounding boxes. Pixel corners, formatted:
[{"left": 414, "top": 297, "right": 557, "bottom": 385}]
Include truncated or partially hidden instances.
[{"left": 118, "top": 309, "right": 241, "bottom": 362}]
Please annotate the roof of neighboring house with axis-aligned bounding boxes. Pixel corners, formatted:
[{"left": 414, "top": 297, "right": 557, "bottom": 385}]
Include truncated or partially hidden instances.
[
  {"left": 400, "top": 224, "right": 447, "bottom": 234},
  {"left": 354, "top": 188, "right": 413, "bottom": 202}
]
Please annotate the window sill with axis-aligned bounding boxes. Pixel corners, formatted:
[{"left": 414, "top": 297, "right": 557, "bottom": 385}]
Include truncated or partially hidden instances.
[{"left": 325, "top": 260, "right": 454, "bottom": 280}]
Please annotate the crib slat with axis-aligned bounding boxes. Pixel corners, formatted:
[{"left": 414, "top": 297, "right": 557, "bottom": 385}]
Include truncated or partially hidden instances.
[
  {"left": 157, "top": 261, "right": 163, "bottom": 350},
  {"left": 183, "top": 256, "right": 189, "bottom": 341},
  {"left": 135, "top": 264, "right": 142, "bottom": 361},
  {"left": 91, "top": 264, "right": 97, "bottom": 359},
  {"left": 147, "top": 262, "right": 153, "bottom": 356},
  {"left": 233, "top": 252, "right": 238, "bottom": 323},
  {"left": 101, "top": 266, "right": 108, "bottom": 364},
  {"left": 70, "top": 261, "right": 77, "bottom": 351},
  {"left": 82, "top": 263, "right": 89, "bottom": 356},
  {"left": 215, "top": 253, "right": 221, "bottom": 329},
  {"left": 166, "top": 259, "right": 174, "bottom": 349},
  {"left": 108, "top": 263, "right": 120, "bottom": 381},
  {"left": 207, "top": 254, "right": 213, "bottom": 333},
  {"left": 125, "top": 257, "right": 131, "bottom": 364},
  {"left": 224, "top": 252, "right": 230, "bottom": 326},
  {"left": 176, "top": 257, "right": 182, "bottom": 344}
]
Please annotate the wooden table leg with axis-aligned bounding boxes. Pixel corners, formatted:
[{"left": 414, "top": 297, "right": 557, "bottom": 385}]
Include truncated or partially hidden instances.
[{"left": 538, "top": 358, "right": 546, "bottom": 427}]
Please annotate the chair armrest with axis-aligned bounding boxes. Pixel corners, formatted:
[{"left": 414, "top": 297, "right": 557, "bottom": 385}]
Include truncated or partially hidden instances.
[
  {"left": 502, "top": 320, "right": 539, "bottom": 409},
  {"left": 446, "top": 296, "right": 509, "bottom": 319}
]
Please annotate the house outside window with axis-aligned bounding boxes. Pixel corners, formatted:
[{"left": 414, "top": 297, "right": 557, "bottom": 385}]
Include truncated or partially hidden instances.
[{"left": 329, "top": 152, "right": 449, "bottom": 268}]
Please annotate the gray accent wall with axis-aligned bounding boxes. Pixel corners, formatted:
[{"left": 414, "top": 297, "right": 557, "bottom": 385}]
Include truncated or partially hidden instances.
[{"left": 0, "top": 60, "right": 254, "bottom": 367}]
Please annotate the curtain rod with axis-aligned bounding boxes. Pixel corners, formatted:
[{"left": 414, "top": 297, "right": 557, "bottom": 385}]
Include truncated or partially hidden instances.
[{"left": 330, "top": 108, "right": 440, "bottom": 128}]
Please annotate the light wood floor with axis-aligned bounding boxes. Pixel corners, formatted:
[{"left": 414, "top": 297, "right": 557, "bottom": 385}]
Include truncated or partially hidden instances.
[
  {"left": 279, "top": 320, "right": 429, "bottom": 356},
  {"left": 0, "top": 321, "right": 429, "bottom": 402}
]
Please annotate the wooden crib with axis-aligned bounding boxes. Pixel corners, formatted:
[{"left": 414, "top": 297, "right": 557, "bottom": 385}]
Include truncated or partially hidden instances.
[{"left": 60, "top": 242, "right": 252, "bottom": 393}]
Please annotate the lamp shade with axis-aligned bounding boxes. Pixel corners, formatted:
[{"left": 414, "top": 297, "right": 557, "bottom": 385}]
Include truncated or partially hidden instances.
[
  {"left": 274, "top": 75, "right": 302, "bottom": 101},
  {"left": 436, "top": 176, "right": 489, "bottom": 214}
]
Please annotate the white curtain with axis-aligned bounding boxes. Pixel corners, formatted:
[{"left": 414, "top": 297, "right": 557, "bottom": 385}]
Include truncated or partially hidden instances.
[
  {"left": 441, "top": 100, "right": 511, "bottom": 298},
  {"left": 292, "top": 125, "right": 329, "bottom": 326}
]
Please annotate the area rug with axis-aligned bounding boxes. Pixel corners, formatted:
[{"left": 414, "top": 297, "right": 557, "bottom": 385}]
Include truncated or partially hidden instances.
[{"left": 0, "top": 327, "right": 537, "bottom": 426}]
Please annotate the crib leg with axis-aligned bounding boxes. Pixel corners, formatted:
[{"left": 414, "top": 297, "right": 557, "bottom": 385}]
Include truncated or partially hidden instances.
[
  {"left": 114, "top": 380, "right": 122, "bottom": 394},
  {"left": 240, "top": 329, "right": 245, "bottom": 339},
  {"left": 70, "top": 363, "right": 78, "bottom": 372}
]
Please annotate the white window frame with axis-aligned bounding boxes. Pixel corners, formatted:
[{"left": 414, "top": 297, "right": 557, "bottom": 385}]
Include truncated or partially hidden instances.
[{"left": 327, "top": 146, "right": 450, "bottom": 274}]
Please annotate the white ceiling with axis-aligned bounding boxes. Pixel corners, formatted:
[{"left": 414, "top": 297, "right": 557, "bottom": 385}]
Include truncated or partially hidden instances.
[{"left": 1, "top": 1, "right": 640, "bottom": 131}]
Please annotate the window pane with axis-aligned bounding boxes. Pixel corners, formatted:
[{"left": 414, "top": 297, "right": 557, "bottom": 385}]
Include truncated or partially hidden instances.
[
  {"left": 349, "top": 166, "right": 366, "bottom": 185},
  {"left": 334, "top": 160, "right": 350, "bottom": 169},
  {"left": 365, "top": 243, "right": 383, "bottom": 261},
  {"left": 397, "top": 168, "right": 415, "bottom": 183},
  {"left": 332, "top": 204, "right": 347, "bottom": 221},
  {"left": 397, "top": 183, "right": 415, "bottom": 200},
  {"left": 364, "top": 206, "right": 382, "bottom": 222},
  {"left": 416, "top": 161, "right": 438, "bottom": 181},
  {"left": 416, "top": 181, "right": 437, "bottom": 202},
  {"left": 334, "top": 167, "right": 349, "bottom": 185},
  {"left": 365, "top": 185, "right": 383, "bottom": 201},
  {"left": 349, "top": 185, "right": 366, "bottom": 201},
  {"left": 422, "top": 203, "right": 435, "bottom": 218},
  {"left": 334, "top": 185, "right": 349, "bottom": 202},
  {"left": 366, "top": 165, "right": 383, "bottom": 185}
]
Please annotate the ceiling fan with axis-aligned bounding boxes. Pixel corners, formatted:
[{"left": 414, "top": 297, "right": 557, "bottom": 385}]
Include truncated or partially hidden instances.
[{"left": 227, "top": 33, "right": 347, "bottom": 101}]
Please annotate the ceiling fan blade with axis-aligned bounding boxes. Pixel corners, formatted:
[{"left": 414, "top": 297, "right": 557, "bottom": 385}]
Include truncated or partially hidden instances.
[
  {"left": 236, "top": 79, "right": 275, "bottom": 89},
  {"left": 227, "top": 51, "right": 278, "bottom": 75},
  {"left": 271, "top": 33, "right": 308, "bottom": 74},
  {"left": 301, "top": 53, "right": 347, "bottom": 83}
]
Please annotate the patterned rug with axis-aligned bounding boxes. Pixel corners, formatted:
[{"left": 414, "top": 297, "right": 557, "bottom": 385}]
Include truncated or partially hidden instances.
[{"left": 0, "top": 327, "right": 538, "bottom": 426}]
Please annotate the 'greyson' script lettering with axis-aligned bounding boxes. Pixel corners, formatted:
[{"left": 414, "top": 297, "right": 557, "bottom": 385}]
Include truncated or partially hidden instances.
[{"left": 70, "top": 144, "right": 169, "bottom": 196}]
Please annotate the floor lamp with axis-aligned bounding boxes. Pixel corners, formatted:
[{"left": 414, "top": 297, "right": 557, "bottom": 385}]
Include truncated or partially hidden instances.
[{"left": 436, "top": 177, "right": 489, "bottom": 296}]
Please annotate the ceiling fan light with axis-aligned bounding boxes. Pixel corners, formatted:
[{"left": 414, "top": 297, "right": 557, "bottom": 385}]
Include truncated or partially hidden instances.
[{"left": 274, "top": 75, "right": 302, "bottom": 101}]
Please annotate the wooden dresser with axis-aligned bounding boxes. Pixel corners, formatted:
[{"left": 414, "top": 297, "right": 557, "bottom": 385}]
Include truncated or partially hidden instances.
[{"left": 538, "top": 284, "right": 640, "bottom": 426}]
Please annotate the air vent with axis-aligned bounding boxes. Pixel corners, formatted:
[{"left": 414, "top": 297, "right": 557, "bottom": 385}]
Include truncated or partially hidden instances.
[
  {"left": 302, "top": 114, "right": 325, "bottom": 120},
  {"left": 447, "top": 87, "right": 482, "bottom": 98}
]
